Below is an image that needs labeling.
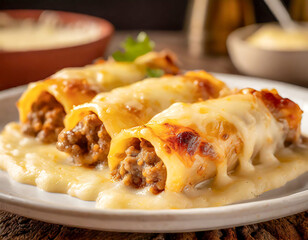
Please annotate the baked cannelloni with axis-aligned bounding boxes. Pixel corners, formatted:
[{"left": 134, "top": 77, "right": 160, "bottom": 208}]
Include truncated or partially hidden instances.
[
  {"left": 56, "top": 71, "right": 228, "bottom": 166},
  {"left": 18, "top": 51, "right": 179, "bottom": 143},
  {"left": 108, "top": 89, "right": 302, "bottom": 194}
]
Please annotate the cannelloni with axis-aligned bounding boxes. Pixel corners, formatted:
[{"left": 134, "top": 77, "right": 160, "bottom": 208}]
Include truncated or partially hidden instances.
[
  {"left": 56, "top": 71, "right": 228, "bottom": 166},
  {"left": 18, "top": 51, "right": 178, "bottom": 143},
  {"left": 108, "top": 89, "right": 302, "bottom": 193}
]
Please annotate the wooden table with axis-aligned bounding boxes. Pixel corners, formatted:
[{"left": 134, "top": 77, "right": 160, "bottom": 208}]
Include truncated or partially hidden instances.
[{"left": 0, "top": 31, "right": 307, "bottom": 240}]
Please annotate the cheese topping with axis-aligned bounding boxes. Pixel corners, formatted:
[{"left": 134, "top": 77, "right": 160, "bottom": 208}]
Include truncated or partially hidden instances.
[
  {"left": 52, "top": 62, "right": 146, "bottom": 92},
  {"left": 0, "top": 122, "right": 307, "bottom": 209},
  {"left": 17, "top": 50, "right": 180, "bottom": 127},
  {"left": 108, "top": 94, "right": 292, "bottom": 193},
  {"left": 63, "top": 72, "right": 227, "bottom": 137}
]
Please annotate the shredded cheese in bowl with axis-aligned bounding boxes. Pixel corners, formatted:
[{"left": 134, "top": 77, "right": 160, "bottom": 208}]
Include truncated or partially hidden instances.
[{"left": 0, "top": 11, "right": 103, "bottom": 51}]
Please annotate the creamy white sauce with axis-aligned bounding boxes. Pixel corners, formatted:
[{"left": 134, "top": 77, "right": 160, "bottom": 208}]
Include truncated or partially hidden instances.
[
  {"left": 0, "top": 122, "right": 307, "bottom": 209},
  {"left": 246, "top": 24, "right": 308, "bottom": 51},
  {"left": 0, "top": 12, "right": 102, "bottom": 51}
]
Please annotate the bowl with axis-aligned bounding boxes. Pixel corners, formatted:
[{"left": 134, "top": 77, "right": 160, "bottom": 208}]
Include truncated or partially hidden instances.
[
  {"left": 227, "top": 24, "right": 308, "bottom": 86},
  {"left": 0, "top": 10, "right": 114, "bottom": 90}
]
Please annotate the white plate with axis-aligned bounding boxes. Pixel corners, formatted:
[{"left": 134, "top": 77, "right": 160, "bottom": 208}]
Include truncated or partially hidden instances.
[{"left": 0, "top": 74, "right": 307, "bottom": 233}]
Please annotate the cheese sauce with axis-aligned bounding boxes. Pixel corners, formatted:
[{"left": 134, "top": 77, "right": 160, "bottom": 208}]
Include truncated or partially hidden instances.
[{"left": 0, "top": 122, "right": 307, "bottom": 209}]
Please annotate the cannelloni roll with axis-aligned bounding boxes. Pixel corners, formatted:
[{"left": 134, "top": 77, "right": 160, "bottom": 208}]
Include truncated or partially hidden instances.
[
  {"left": 56, "top": 71, "right": 228, "bottom": 166},
  {"left": 108, "top": 89, "right": 302, "bottom": 194},
  {"left": 18, "top": 51, "right": 179, "bottom": 143}
]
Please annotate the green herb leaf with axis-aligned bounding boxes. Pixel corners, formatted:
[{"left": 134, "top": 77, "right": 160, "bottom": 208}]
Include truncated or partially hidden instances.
[
  {"left": 146, "top": 68, "right": 165, "bottom": 78},
  {"left": 112, "top": 32, "right": 155, "bottom": 62}
]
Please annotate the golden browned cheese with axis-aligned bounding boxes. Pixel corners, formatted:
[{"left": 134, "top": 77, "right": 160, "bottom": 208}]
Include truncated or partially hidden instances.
[
  {"left": 239, "top": 88, "right": 303, "bottom": 143},
  {"left": 63, "top": 71, "right": 228, "bottom": 136},
  {"left": 18, "top": 78, "right": 98, "bottom": 123},
  {"left": 108, "top": 89, "right": 303, "bottom": 193},
  {"left": 18, "top": 50, "right": 179, "bottom": 123},
  {"left": 57, "top": 71, "right": 229, "bottom": 165},
  {"left": 159, "top": 121, "right": 242, "bottom": 169}
]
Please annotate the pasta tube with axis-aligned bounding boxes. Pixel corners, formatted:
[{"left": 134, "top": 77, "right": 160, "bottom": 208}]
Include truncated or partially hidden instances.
[
  {"left": 108, "top": 89, "right": 302, "bottom": 194},
  {"left": 56, "top": 71, "right": 228, "bottom": 166},
  {"left": 18, "top": 51, "right": 179, "bottom": 143}
]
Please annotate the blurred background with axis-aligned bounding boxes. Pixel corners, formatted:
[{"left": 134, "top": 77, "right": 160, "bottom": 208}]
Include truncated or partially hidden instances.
[
  {"left": 1, "top": 0, "right": 308, "bottom": 89},
  {"left": 0, "top": 0, "right": 295, "bottom": 30}
]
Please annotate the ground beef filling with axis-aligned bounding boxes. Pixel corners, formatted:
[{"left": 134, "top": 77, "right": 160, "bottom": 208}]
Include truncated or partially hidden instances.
[
  {"left": 112, "top": 139, "right": 167, "bottom": 194},
  {"left": 56, "top": 113, "right": 111, "bottom": 166},
  {"left": 22, "top": 91, "right": 66, "bottom": 143}
]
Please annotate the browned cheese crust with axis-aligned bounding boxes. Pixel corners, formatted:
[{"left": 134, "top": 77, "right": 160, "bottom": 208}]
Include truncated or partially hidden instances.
[
  {"left": 111, "top": 89, "right": 303, "bottom": 194},
  {"left": 56, "top": 113, "right": 111, "bottom": 166},
  {"left": 240, "top": 88, "right": 303, "bottom": 144}
]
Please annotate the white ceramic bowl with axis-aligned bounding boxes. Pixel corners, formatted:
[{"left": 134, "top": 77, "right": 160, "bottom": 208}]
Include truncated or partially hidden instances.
[{"left": 227, "top": 24, "right": 308, "bottom": 86}]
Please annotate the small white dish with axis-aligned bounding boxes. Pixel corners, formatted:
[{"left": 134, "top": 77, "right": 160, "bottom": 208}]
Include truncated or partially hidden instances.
[
  {"left": 0, "top": 74, "right": 307, "bottom": 232},
  {"left": 227, "top": 24, "right": 308, "bottom": 86}
]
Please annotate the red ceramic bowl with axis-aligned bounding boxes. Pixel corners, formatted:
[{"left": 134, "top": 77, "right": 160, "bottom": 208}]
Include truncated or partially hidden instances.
[{"left": 0, "top": 10, "right": 114, "bottom": 90}]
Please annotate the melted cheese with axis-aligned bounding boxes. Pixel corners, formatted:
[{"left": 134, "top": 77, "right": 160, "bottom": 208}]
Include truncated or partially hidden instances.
[
  {"left": 52, "top": 62, "right": 146, "bottom": 92},
  {"left": 51, "top": 50, "right": 179, "bottom": 92},
  {"left": 0, "top": 122, "right": 307, "bottom": 209},
  {"left": 18, "top": 50, "right": 179, "bottom": 123},
  {"left": 109, "top": 94, "right": 287, "bottom": 192},
  {"left": 64, "top": 72, "right": 226, "bottom": 137}
]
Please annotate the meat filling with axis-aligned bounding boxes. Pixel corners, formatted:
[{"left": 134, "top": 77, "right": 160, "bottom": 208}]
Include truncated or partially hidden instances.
[
  {"left": 112, "top": 139, "right": 167, "bottom": 194},
  {"left": 22, "top": 91, "right": 66, "bottom": 143},
  {"left": 56, "top": 113, "right": 111, "bottom": 166}
]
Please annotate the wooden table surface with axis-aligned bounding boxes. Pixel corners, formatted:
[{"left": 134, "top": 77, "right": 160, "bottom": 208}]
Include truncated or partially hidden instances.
[{"left": 0, "top": 31, "right": 307, "bottom": 240}]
